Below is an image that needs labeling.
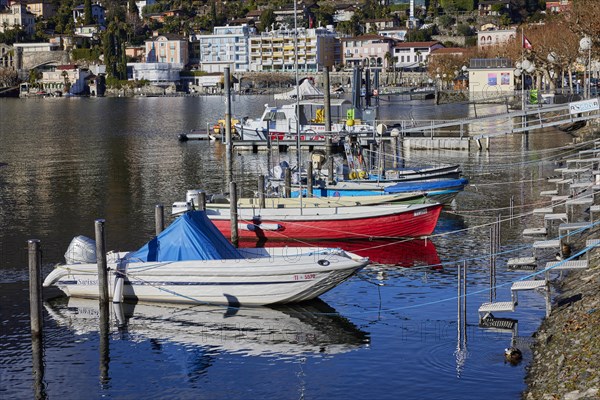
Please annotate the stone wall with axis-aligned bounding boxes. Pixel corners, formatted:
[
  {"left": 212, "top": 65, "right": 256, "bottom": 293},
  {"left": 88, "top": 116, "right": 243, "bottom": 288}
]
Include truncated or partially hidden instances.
[
  {"left": 431, "top": 35, "right": 467, "bottom": 46},
  {"left": 18, "top": 50, "right": 70, "bottom": 70}
]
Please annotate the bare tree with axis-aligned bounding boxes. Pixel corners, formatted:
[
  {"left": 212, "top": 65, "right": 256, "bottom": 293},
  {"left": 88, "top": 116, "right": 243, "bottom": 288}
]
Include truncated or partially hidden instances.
[{"left": 0, "top": 67, "right": 18, "bottom": 87}]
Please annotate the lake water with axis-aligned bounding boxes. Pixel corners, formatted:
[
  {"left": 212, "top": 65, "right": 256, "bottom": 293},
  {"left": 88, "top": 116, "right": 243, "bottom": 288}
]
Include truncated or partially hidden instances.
[{"left": 0, "top": 95, "right": 587, "bottom": 399}]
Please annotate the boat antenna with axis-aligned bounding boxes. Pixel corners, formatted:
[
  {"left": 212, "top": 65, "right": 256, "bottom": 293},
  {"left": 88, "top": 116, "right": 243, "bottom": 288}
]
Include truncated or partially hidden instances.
[{"left": 293, "top": 0, "right": 303, "bottom": 210}]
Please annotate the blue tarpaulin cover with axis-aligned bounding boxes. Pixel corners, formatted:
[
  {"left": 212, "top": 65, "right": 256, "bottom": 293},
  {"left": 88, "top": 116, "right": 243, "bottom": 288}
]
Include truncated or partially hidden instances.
[
  {"left": 126, "top": 211, "right": 241, "bottom": 261},
  {"left": 384, "top": 178, "right": 468, "bottom": 193}
]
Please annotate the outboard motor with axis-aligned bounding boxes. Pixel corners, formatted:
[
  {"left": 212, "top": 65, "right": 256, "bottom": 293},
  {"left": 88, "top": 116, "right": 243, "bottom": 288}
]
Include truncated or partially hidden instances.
[{"left": 64, "top": 235, "right": 97, "bottom": 264}]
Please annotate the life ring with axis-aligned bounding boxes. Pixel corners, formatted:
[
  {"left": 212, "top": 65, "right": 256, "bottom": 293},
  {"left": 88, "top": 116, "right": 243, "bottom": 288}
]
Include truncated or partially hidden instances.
[
  {"left": 349, "top": 171, "right": 358, "bottom": 180},
  {"left": 359, "top": 170, "right": 368, "bottom": 179}
]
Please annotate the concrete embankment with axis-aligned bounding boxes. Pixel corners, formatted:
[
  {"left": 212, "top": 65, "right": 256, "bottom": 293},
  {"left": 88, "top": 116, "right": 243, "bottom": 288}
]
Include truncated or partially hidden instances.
[
  {"left": 523, "top": 250, "right": 599, "bottom": 400},
  {"left": 523, "top": 125, "right": 600, "bottom": 400}
]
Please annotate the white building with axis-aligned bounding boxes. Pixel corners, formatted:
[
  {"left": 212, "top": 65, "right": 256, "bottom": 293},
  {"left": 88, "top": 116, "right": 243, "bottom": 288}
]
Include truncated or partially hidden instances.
[
  {"left": 135, "top": 0, "right": 155, "bottom": 18},
  {"left": 393, "top": 41, "right": 444, "bottom": 69},
  {"left": 40, "top": 64, "right": 92, "bottom": 95},
  {"left": 378, "top": 27, "right": 408, "bottom": 41},
  {"left": 248, "top": 26, "right": 338, "bottom": 72},
  {"left": 72, "top": 3, "right": 105, "bottom": 26},
  {"left": 191, "top": 24, "right": 256, "bottom": 73},
  {"left": 0, "top": 3, "right": 35, "bottom": 36},
  {"left": 128, "top": 62, "right": 180, "bottom": 85},
  {"left": 468, "top": 58, "right": 515, "bottom": 101},
  {"left": 74, "top": 25, "right": 104, "bottom": 38},
  {"left": 13, "top": 42, "right": 60, "bottom": 53}
]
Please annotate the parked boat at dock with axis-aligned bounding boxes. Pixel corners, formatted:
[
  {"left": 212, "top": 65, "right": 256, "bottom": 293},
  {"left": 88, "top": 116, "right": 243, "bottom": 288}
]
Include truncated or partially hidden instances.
[
  {"left": 42, "top": 211, "right": 368, "bottom": 306},
  {"left": 384, "top": 177, "right": 469, "bottom": 205},
  {"left": 201, "top": 191, "right": 427, "bottom": 209},
  {"left": 201, "top": 202, "right": 443, "bottom": 240},
  {"left": 235, "top": 99, "right": 374, "bottom": 141},
  {"left": 178, "top": 129, "right": 219, "bottom": 141},
  {"left": 288, "top": 177, "right": 468, "bottom": 205}
]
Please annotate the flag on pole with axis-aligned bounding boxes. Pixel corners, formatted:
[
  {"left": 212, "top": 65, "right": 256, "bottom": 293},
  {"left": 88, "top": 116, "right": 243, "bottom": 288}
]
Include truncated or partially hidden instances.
[{"left": 523, "top": 35, "right": 533, "bottom": 50}]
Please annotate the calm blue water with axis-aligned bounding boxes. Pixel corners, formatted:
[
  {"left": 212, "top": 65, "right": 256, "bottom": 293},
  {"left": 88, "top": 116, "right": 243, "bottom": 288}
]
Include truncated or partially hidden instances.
[{"left": 0, "top": 95, "right": 584, "bottom": 399}]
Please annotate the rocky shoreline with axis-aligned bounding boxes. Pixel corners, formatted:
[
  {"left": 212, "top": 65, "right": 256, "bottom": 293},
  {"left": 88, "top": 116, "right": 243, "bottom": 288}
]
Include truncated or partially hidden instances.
[{"left": 523, "top": 127, "right": 600, "bottom": 400}]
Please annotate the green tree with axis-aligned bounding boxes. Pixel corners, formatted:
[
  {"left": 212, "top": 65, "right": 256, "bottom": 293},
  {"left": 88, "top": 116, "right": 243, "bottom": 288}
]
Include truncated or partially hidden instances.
[
  {"left": 440, "top": 0, "right": 474, "bottom": 11},
  {"left": 128, "top": 0, "right": 139, "bottom": 17},
  {"left": 313, "top": 4, "right": 335, "bottom": 27},
  {"left": 0, "top": 27, "right": 27, "bottom": 44},
  {"left": 456, "top": 23, "right": 473, "bottom": 36},
  {"left": 336, "top": 14, "right": 362, "bottom": 37},
  {"left": 102, "top": 19, "right": 128, "bottom": 80},
  {"left": 259, "top": 8, "right": 275, "bottom": 32},
  {"left": 83, "top": 0, "right": 94, "bottom": 25},
  {"left": 102, "top": 31, "right": 117, "bottom": 78},
  {"left": 439, "top": 15, "right": 455, "bottom": 29}
]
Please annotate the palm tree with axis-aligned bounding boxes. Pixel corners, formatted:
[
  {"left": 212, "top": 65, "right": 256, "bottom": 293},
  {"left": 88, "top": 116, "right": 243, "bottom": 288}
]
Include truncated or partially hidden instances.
[
  {"left": 384, "top": 51, "right": 393, "bottom": 72},
  {"left": 62, "top": 70, "right": 71, "bottom": 94}
]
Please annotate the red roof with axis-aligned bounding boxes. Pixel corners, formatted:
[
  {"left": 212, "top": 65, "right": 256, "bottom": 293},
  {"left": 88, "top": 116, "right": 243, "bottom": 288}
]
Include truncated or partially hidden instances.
[
  {"left": 341, "top": 34, "right": 395, "bottom": 42},
  {"left": 430, "top": 47, "right": 467, "bottom": 55},
  {"left": 57, "top": 64, "right": 78, "bottom": 70}
]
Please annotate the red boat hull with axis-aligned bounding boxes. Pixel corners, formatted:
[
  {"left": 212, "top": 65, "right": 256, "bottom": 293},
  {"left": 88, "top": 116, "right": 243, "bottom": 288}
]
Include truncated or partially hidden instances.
[{"left": 210, "top": 204, "right": 443, "bottom": 240}]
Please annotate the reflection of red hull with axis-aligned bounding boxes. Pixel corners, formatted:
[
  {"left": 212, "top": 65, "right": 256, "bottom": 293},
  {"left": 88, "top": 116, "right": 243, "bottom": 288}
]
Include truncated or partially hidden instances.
[
  {"left": 209, "top": 203, "right": 443, "bottom": 240},
  {"left": 239, "top": 238, "right": 440, "bottom": 268}
]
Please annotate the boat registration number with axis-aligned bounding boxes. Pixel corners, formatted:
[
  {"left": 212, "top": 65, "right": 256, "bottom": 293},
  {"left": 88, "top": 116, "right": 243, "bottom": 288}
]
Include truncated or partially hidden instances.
[
  {"left": 414, "top": 209, "right": 428, "bottom": 216},
  {"left": 293, "top": 273, "right": 316, "bottom": 281}
]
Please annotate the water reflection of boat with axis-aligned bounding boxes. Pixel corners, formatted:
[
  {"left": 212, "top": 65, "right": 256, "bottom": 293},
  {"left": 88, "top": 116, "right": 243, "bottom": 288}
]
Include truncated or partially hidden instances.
[
  {"left": 44, "top": 297, "right": 370, "bottom": 357},
  {"left": 239, "top": 238, "right": 440, "bottom": 268}
]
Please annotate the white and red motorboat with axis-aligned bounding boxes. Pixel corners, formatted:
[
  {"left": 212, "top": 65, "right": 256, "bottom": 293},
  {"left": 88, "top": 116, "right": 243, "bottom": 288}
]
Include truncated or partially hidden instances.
[{"left": 199, "top": 202, "right": 443, "bottom": 240}]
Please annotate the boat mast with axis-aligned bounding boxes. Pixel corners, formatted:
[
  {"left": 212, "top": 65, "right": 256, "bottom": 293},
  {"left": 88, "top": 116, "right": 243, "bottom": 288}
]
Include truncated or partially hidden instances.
[{"left": 293, "top": 0, "right": 303, "bottom": 209}]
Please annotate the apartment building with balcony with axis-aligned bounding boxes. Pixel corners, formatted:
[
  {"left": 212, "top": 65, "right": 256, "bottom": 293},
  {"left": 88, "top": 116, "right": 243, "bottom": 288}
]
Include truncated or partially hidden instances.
[
  {"left": 0, "top": 3, "right": 35, "bottom": 35},
  {"left": 190, "top": 24, "right": 256, "bottom": 73},
  {"left": 248, "top": 26, "right": 338, "bottom": 73},
  {"left": 145, "top": 32, "right": 188, "bottom": 65},
  {"left": 342, "top": 35, "right": 396, "bottom": 69}
]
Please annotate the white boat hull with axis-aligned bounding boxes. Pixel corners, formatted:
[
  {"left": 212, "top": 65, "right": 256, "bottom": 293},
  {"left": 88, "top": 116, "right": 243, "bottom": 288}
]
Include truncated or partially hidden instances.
[{"left": 43, "top": 247, "right": 367, "bottom": 306}]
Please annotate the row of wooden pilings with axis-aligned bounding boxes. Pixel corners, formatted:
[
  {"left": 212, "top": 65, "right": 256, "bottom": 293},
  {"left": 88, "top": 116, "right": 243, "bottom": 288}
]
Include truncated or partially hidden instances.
[{"left": 27, "top": 205, "right": 178, "bottom": 398}]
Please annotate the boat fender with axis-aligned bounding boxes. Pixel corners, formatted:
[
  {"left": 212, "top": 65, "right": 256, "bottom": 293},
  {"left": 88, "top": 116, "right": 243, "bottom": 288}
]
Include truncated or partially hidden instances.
[
  {"left": 349, "top": 171, "right": 358, "bottom": 180},
  {"left": 239, "top": 223, "right": 284, "bottom": 232},
  {"left": 318, "top": 259, "right": 330, "bottom": 266}
]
